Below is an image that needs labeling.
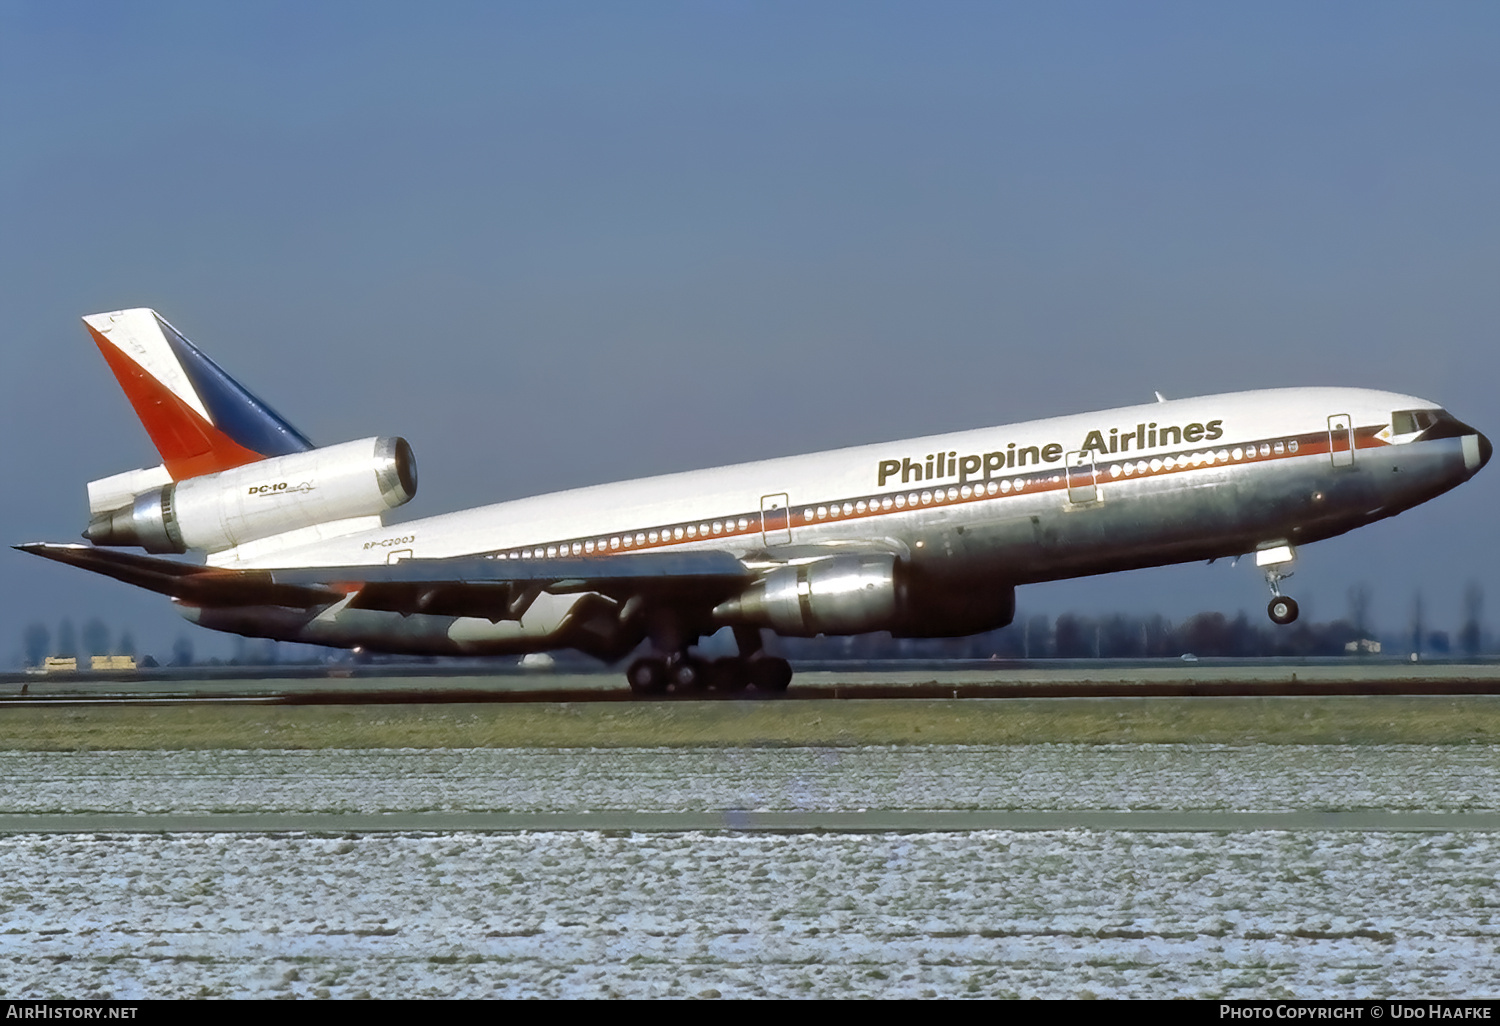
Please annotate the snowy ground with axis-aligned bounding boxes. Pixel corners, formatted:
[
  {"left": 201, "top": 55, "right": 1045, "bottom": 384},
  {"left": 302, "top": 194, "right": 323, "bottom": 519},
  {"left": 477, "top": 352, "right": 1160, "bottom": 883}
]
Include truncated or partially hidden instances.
[
  {"left": 2, "top": 744, "right": 1499, "bottom": 815},
  {"left": 1, "top": 745, "right": 1498, "bottom": 998}
]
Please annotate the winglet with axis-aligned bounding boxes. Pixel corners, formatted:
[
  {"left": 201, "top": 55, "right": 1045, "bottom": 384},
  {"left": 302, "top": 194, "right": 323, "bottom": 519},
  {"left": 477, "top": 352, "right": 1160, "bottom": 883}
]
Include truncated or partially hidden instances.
[{"left": 82, "top": 308, "right": 313, "bottom": 480}]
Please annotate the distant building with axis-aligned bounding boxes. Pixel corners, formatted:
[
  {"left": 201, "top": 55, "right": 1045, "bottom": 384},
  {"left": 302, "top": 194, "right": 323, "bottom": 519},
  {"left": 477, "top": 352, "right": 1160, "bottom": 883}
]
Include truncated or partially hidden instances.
[
  {"left": 90, "top": 655, "right": 137, "bottom": 671},
  {"left": 1344, "top": 638, "right": 1382, "bottom": 655},
  {"left": 41, "top": 656, "right": 77, "bottom": 672}
]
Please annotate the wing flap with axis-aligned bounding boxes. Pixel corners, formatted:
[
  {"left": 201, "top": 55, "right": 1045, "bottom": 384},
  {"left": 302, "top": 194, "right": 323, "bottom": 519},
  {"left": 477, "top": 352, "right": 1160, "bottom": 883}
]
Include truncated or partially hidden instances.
[{"left": 303, "top": 551, "right": 753, "bottom": 620}]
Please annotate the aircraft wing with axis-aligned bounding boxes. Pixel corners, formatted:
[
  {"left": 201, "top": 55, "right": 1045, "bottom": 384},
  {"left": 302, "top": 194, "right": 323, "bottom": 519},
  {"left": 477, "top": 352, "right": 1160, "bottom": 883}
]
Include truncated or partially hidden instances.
[{"left": 16, "top": 543, "right": 753, "bottom": 621}]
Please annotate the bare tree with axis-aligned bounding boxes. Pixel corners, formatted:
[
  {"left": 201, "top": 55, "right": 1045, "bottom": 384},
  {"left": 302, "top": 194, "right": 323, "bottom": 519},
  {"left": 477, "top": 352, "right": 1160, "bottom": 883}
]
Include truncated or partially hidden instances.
[
  {"left": 1460, "top": 581, "right": 1485, "bottom": 658},
  {"left": 56, "top": 619, "right": 76, "bottom": 659},
  {"left": 1348, "top": 582, "right": 1373, "bottom": 638},
  {"left": 81, "top": 618, "right": 110, "bottom": 661},
  {"left": 22, "top": 623, "right": 49, "bottom": 667},
  {"left": 170, "top": 635, "right": 194, "bottom": 667},
  {"left": 1023, "top": 614, "right": 1052, "bottom": 659}
]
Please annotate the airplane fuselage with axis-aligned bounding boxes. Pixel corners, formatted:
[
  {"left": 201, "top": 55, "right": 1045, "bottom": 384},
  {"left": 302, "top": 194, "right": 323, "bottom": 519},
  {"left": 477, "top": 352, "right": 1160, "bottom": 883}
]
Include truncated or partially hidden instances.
[{"left": 188, "top": 386, "right": 1489, "bottom": 657}]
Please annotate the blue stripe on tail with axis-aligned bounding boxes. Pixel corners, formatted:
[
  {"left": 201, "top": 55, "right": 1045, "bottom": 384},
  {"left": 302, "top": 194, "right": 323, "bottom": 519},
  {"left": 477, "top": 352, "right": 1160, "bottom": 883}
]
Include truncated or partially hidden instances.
[{"left": 156, "top": 314, "right": 314, "bottom": 458}]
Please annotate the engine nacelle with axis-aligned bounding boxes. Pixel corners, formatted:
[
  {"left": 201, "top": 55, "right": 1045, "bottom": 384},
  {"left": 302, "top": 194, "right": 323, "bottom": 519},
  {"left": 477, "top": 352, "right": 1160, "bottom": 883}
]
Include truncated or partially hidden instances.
[
  {"left": 715, "top": 554, "right": 899, "bottom": 636},
  {"left": 85, "top": 437, "right": 417, "bottom": 554},
  {"left": 715, "top": 554, "right": 1015, "bottom": 638}
]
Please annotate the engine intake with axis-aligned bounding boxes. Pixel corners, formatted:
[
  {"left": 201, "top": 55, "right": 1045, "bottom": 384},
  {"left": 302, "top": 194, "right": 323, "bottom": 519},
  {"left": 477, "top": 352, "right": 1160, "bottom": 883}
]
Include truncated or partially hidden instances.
[{"left": 85, "top": 436, "right": 417, "bottom": 554}]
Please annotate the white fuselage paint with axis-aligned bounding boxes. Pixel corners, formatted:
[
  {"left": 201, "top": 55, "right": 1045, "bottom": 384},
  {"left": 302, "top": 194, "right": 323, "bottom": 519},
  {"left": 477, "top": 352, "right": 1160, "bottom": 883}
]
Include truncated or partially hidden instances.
[
  {"left": 217, "top": 387, "right": 1435, "bottom": 570},
  {"left": 186, "top": 385, "right": 1490, "bottom": 654}
]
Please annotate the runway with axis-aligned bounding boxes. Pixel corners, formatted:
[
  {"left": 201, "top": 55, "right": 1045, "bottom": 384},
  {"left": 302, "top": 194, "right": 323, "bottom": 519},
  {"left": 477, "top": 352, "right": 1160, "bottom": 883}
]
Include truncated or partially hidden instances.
[{"left": 7, "top": 659, "right": 1500, "bottom": 707}]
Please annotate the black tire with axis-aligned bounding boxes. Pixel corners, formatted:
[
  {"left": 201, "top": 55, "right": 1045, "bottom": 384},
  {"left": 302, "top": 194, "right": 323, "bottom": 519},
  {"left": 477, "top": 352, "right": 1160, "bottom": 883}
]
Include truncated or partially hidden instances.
[
  {"left": 1268, "top": 596, "right": 1299, "bottom": 626},
  {"left": 626, "top": 657, "right": 669, "bottom": 694},
  {"left": 749, "top": 656, "right": 793, "bottom": 693},
  {"left": 669, "top": 657, "right": 709, "bottom": 691},
  {"left": 710, "top": 657, "right": 751, "bottom": 693}
]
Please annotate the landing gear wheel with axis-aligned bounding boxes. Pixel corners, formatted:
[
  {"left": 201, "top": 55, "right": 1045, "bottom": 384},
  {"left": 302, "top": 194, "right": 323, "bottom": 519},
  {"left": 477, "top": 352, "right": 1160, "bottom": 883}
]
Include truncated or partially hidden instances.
[
  {"left": 1268, "top": 596, "right": 1299, "bottom": 626},
  {"left": 748, "top": 656, "right": 793, "bottom": 694},
  {"left": 669, "top": 656, "right": 710, "bottom": 692},
  {"left": 709, "top": 658, "right": 750, "bottom": 693},
  {"left": 626, "top": 657, "right": 669, "bottom": 694}
]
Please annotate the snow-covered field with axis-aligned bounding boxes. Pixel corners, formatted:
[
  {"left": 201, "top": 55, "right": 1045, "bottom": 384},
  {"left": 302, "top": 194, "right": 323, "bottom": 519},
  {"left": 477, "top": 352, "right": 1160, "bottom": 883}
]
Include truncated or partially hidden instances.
[
  {"left": 2, "top": 745, "right": 1498, "bottom": 999},
  {"left": 3, "top": 744, "right": 1499, "bottom": 815}
]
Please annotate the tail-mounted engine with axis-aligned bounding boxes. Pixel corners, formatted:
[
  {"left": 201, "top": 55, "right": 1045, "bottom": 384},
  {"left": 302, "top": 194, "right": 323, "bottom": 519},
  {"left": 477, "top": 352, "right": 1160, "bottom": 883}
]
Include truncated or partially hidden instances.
[
  {"left": 714, "top": 553, "right": 1015, "bottom": 638},
  {"left": 84, "top": 436, "right": 417, "bottom": 554}
]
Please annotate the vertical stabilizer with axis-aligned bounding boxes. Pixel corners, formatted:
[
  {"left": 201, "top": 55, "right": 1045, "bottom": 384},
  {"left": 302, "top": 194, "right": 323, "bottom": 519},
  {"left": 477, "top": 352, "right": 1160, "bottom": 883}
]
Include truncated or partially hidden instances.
[{"left": 82, "top": 309, "right": 313, "bottom": 479}]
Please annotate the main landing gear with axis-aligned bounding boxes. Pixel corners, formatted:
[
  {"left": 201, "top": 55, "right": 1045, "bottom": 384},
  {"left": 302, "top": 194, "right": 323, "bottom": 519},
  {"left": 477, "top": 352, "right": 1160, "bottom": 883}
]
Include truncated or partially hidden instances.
[
  {"left": 625, "top": 625, "right": 792, "bottom": 696},
  {"left": 1258, "top": 544, "right": 1300, "bottom": 626},
  {"left": 624, "top": 653, "right": 792, "bottom": 695}
]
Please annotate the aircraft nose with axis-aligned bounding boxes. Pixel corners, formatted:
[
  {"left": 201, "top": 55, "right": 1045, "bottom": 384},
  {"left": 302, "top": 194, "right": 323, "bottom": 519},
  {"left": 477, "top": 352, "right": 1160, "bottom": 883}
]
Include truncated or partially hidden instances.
[{"left": 1479, "top": 431, "right": 1493, "bottom": 472}]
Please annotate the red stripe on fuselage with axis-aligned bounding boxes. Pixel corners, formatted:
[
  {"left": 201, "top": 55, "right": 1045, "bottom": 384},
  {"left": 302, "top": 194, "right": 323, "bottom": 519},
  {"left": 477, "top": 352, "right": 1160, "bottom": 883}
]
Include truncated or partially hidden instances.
[
  {"left": 89, "top": 325, "right": 267, "bottom": 479},
  {"left": 493, "top": 424, "right": 1394, "bottom": 560}
]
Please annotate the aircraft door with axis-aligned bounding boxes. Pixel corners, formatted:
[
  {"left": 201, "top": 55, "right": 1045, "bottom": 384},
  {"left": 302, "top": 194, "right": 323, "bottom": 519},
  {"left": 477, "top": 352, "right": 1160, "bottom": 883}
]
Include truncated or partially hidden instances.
[
  {"left": 1328, "top": 414, "right": 1354, "bottom": 468},
  {"left": 1065, "top": 450, "right": 1098, "bottom": 504},
  {"left": 761, "top": 492, "right": 792, "bottom": 544}
]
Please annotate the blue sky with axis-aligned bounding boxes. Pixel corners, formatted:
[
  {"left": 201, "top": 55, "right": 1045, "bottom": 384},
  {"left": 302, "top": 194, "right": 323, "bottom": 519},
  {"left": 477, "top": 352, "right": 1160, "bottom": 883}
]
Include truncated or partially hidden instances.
[{"left": 3, "top": 2, "right": 1497, "bottom": 660}]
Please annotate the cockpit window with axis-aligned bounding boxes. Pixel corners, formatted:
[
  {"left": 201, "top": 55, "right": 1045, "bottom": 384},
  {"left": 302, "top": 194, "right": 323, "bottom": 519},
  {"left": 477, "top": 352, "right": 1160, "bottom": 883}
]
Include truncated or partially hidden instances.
[
  {"left": 1393, "top": 408, "right": 1478, "bottom": 441},
  {"left": 1392, "top": 409, "right": 1440, "bottom": 435}
]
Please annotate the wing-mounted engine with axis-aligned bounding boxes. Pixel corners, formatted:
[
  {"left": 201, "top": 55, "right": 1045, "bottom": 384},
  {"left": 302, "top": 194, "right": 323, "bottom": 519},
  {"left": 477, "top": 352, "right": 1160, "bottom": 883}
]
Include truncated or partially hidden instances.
[
  {"left": 713, "top": 553, "right": 1015, "bottom": 638},
  {"left": 714, "top": 554, "right": 899, "bottom": 636},
  {"left": 83, "top": 436, "right": 417, "bottom": 554}
]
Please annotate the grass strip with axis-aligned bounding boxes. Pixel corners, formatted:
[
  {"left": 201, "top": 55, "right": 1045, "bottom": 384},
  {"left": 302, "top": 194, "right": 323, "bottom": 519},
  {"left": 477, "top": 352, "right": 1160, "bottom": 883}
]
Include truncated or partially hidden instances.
[{"left": 1, "top": 696, "right": 1499, "bottom": 750}]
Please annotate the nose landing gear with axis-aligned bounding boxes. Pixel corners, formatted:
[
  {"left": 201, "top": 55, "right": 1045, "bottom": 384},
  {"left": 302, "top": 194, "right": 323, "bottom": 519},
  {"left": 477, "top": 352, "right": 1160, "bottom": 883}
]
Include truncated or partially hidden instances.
[{"left": 1257, "top": 544, "right": 1299, "bottom": 625}]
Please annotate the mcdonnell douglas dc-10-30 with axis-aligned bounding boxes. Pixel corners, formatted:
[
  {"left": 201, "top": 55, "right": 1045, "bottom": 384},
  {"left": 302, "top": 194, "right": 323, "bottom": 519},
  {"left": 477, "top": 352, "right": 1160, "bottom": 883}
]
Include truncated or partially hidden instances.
[{"left": 20, "top": 309, "right": 1492, "bottom": 691}]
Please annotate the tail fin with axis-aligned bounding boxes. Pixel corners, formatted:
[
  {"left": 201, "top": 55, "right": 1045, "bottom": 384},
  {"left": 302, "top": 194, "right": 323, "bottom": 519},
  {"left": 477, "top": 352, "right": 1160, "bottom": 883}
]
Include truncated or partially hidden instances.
[{"left": 83, "top": 308, "right": 314, "bottom": 480}]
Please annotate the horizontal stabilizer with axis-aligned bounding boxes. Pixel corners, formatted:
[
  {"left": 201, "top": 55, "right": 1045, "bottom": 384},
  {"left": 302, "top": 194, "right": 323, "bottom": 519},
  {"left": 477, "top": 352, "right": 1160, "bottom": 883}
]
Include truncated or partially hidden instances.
[
  {"left": 17, "top": 544, "right": 751, "bottom": 621},
  {"left": 16, "top": 543, "right": 341, "bottom": 609}
]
